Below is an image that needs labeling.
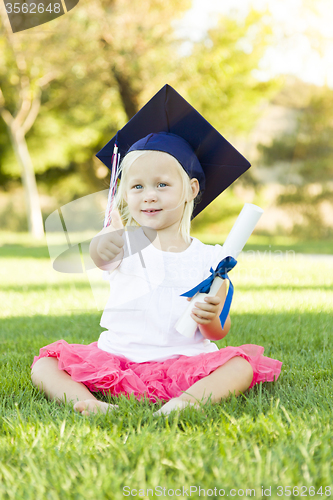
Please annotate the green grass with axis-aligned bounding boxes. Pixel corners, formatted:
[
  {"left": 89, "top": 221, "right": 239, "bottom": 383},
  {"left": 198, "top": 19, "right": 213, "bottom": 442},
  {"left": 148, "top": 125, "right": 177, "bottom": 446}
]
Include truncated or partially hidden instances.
[
  {"left": 0, "top": 232, "right": 332, "bottom": 499},
  {"left": 192, "top": 231, "right": 333, "bottom": 255}
]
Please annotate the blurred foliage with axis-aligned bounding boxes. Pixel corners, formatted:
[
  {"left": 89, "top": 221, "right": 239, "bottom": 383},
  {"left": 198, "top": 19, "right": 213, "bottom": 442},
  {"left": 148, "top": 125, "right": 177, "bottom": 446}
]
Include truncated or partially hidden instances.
[
  {"left": 191, "top": 186, "right": 246, "bottom": 234},
  {"left": 258, "top": 83, "right": 333, "bottom": 184},
  {"left": 257, "top": 82, "right": 333, "bottom": 239},
  {"left": 0, "top": 0, "right": 191, "bottom": 203},
  {"left": 180, "top": 9, "right": 282, "bottom": 233},
  {"left": 178, "top": 9, "right": 281, "bottom": 136},
  {"left": 1, "top": 1, "right": 282, "bottom": 231}
]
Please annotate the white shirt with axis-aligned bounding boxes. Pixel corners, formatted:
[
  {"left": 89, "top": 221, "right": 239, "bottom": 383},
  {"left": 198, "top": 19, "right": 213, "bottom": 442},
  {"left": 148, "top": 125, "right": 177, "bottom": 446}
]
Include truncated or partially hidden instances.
[{"left": 98, "top": 227, "right": 223, "bottom": 362}]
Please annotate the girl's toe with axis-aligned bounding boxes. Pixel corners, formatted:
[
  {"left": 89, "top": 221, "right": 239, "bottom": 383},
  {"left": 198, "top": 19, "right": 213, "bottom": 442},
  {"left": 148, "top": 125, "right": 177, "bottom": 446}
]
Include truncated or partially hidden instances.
[
  {"left": 73, "top": 401, "right": 86, "bottom": 413},
  {"left": 74, "top": 399, "right": 119, "bottom": 415}
]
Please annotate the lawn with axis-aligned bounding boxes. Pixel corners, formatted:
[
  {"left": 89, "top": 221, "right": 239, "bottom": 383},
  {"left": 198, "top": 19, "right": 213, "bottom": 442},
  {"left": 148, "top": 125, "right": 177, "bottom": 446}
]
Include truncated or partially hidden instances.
[{"left": 0, "top": 231, "right": 332, "bottom": 500}]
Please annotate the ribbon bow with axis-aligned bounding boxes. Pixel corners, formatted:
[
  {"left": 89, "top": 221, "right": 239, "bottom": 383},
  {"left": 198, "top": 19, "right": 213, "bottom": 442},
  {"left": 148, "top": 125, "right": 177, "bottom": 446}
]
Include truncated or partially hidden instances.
[{"left": 180, "top": 256, "right": 237, "bottom": 329}]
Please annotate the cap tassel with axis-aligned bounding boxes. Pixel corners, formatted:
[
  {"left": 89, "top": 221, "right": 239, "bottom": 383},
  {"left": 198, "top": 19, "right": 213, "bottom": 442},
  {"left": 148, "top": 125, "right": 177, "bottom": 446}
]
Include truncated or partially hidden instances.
[{"left": 103, "top": 142, "right": 120, "bottom": 228}]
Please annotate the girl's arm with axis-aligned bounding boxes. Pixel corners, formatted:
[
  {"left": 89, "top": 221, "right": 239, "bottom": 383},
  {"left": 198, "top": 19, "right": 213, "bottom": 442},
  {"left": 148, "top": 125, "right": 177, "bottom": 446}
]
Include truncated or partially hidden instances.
[{"left": 190, "top": 280, "right": 231, "bottom": 341}]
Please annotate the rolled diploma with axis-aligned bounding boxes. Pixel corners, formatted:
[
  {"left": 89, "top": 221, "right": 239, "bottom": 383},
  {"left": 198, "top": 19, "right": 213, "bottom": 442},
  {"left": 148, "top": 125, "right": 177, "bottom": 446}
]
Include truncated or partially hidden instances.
[{"left": 175, "top": 203, "right": 264, "bottom": 338}]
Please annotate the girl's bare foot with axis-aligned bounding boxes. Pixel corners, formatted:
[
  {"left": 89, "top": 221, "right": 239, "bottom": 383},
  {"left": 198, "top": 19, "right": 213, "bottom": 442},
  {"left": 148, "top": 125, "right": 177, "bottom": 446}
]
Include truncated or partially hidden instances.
[
  {"left": 73, "top": 399, "right": 118, "bottom": 416},
  {"left": 153, "top": 397, "right": 200, "bottom": 417}
]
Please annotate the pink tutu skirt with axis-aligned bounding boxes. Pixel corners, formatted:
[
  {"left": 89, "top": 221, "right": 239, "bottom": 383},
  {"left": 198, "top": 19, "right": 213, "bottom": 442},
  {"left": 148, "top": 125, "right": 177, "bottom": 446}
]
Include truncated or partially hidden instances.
[{"left": 31, "top": 341, "right": 282, "bottom": 403}]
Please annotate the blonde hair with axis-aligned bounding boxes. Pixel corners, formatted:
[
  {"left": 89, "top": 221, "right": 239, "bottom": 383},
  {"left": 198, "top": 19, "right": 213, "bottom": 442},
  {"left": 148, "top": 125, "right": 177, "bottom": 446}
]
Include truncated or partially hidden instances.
[{"left": 113, "top": 150, "right": 200, "bottom": 244}]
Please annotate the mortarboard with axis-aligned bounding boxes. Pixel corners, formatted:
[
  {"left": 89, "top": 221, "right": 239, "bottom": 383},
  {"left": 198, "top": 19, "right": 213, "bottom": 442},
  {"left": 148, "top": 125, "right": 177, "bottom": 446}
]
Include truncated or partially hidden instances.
[
  {"left": 96, "top": 84, "right": 251, "bottom": 221},
  {"left": 128, "top": 132, "right": 206, "bottom": 192}
]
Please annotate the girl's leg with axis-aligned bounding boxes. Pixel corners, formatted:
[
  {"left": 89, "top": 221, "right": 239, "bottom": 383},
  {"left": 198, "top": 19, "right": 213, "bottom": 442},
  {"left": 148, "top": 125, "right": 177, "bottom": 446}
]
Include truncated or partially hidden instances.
[
  {"left": 154, "top": 356, "right": 253, "bottom": 416},
  {"left": 31, "top": 357, "right": 118, "bottom": 415}
]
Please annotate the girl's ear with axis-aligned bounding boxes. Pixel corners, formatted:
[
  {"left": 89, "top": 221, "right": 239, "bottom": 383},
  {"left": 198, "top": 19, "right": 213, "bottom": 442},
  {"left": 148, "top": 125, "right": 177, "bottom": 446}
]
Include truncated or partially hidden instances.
[{"left": 189, "top": 178, "right": 200, "bottom": 201}]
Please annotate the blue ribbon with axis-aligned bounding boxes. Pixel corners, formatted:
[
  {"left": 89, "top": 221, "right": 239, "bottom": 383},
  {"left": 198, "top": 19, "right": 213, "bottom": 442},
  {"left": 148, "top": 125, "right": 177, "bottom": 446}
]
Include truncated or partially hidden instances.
[{"left": 180, "top": 256, "right": 237, "bottom": 329}]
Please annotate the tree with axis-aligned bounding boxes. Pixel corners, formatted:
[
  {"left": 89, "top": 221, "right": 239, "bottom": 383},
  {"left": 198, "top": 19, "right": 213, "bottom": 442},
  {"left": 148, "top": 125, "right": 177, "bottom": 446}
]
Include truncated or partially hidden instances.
[
  {"left": 176, "top": 8, "right": 282, "bottom": 232},
  {"left": 257, "top": 81, "right": 333, "bottom": 238},
  {"left": 0, "top": 0, "right": 191, "bottom": 235},
  {"left": 0, "top": 3, "right": 58, "bottom": 238},
  {"left": 1, "top": 1, "right": 279, "bottom": 237}
]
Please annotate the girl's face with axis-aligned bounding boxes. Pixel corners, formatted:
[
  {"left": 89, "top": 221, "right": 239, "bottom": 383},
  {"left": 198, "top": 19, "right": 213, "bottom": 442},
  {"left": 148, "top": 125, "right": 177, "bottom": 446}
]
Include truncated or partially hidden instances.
[{"left": 124, "top": 152, "right": 198, "bottom": 232}]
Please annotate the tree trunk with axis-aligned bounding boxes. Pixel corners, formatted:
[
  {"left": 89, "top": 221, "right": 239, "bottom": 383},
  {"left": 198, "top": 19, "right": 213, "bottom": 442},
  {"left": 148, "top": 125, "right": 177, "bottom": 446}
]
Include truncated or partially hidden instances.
[
  {"left": 112, "top": 67, "right": 139, "bottom": 120},
  {"left": 9, "top": 127, "right": 44, "bottom": 239}
]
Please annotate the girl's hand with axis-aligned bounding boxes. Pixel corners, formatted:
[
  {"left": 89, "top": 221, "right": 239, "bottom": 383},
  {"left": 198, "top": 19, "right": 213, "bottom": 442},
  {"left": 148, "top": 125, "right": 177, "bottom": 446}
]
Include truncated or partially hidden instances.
[
  {"left": 96, "top": 209, "right": 125, "bottom": 262},
  {"left": 187, "top": 296, "right": 221, "bottom": 325}
]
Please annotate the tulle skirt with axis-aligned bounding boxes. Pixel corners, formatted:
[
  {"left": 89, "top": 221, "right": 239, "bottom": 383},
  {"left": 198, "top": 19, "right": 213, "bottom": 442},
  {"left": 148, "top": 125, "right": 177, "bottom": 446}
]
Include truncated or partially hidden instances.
[{"left": 31, "top": 341, "right": 282, "bottom": 403}]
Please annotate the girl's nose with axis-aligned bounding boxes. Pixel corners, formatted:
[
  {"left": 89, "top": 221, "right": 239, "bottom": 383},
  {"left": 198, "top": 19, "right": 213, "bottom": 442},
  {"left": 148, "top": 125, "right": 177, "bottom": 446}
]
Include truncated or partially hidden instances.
[{"left": 144, "top": 189, "right": 158, "bottom": 202}]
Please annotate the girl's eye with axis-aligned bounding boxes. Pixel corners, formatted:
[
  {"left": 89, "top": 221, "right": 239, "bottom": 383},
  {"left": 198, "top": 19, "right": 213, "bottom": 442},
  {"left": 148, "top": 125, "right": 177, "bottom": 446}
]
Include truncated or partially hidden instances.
[{"left": 132, "top": 183, "right": 167, "bottom": 189}]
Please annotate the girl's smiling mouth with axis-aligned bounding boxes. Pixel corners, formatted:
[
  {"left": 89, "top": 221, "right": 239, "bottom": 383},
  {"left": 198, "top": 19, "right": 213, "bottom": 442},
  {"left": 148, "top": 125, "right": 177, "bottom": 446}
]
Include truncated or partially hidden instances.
[{"left": 142, "top": 209, "right": 162, "bottom": 215}]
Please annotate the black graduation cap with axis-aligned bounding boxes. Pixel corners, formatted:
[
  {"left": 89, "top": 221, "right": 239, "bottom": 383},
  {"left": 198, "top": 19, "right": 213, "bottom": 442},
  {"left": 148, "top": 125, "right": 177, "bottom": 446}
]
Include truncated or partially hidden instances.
[{"left": 96, "top": 84, "right": 251, "bottom": 219}]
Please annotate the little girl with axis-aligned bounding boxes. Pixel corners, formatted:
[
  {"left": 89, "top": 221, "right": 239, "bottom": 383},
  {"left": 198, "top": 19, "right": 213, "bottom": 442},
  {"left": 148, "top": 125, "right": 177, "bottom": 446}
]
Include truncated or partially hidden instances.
[{"left": 31, "top": 88, "right": 282, "bottom": 416}]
